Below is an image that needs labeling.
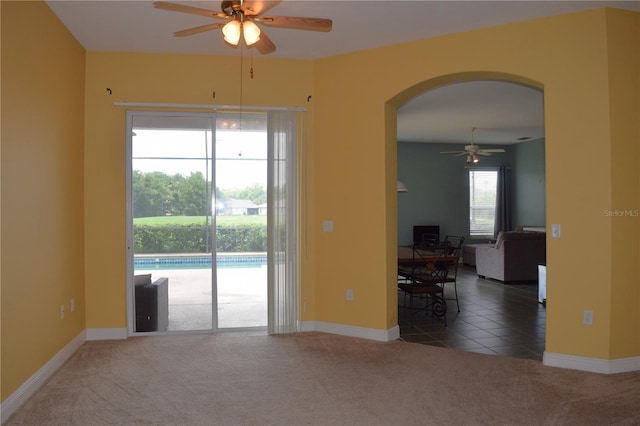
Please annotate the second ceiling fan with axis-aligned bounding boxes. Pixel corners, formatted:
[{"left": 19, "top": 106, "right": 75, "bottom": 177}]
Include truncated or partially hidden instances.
[
  {"left": 154, "top": 0, "right": 333, "bottom": 55},
  {"left": 440, "top": 127, "right": 506, "bottom": 164}
]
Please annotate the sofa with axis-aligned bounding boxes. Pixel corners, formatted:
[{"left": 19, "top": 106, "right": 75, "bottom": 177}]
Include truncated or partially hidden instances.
[
  {"left": 462, "top": 242, "right": 492, "bottom": 266},
  {"left": 475, "top": 231, "right": 546, "bottom": 282},
  {"left": 463, "top": 226, "right": 545, "bottom": 266}
]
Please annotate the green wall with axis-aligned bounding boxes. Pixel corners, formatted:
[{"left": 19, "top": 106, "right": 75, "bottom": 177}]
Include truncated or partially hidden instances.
[
  {"left": 397, "top": 139, "right": 545, "bottom": 245},
  {"left": 512, "top": 138, "right": 546, "bottom": 227}
]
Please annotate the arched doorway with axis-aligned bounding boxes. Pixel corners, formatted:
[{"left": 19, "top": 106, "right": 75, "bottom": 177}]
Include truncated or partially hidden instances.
[{"left": 391, "top": 74, "right": 546, "bottom": 360}]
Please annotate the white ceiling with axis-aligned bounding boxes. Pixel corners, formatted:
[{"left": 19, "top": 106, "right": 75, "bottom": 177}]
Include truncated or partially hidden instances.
[
  {"left": 397, "top": 81, "right": 544, "bottom": 144},
  {"left": 47, "top": 0, "right": 639, "bottom": 145}
]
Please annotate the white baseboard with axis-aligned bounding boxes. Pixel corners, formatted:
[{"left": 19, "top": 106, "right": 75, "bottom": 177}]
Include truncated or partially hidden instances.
[
  {"left": 86, "top": 327, "right": 128, "bottom": 340},
  {"left": 1, "top": 330, "right": 86, "bottom": 424},
  {"left": 543, "top": 351, "right": 640, "bottom": 374},
  {"left": 299, "top": 321, "right": 400, "bottom": 342}
]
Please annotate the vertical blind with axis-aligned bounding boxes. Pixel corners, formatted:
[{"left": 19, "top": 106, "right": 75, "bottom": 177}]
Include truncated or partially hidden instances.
[
  {"left": 267, "top": 110, "right": 299, "bottom": 334},
  {"left": 469, "top": 169, "right": 498, "bottom": 237}
]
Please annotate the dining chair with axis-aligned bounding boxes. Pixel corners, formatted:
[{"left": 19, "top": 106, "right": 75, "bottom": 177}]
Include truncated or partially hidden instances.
[
  {"left": 444, "top": 235, "right": 465, "bottom": 254},
  {"left": 442, "top": 235, "right": 465, "bottom": 312},
  {"left": 398, "top": 243, "right": 450, "bottom": 325},
  {"left": 397, "top": 239, "right": 438, "bottom": 284}
]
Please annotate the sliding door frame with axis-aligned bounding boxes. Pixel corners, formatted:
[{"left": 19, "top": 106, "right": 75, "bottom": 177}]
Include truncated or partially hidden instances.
[
  {"left": 123, "top": 106, "right": 304, "bottom": 336},
  {"left": 125, "top": 110, "right": 218, "bottom": 335}
]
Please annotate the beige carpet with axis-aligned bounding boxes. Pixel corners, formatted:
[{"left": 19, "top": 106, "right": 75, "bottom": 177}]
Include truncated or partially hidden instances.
[{"left": 6, "top": 332, "right": 640, "bottom": 425}]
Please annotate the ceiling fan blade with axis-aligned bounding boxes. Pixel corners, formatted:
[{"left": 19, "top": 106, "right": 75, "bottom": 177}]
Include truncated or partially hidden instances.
[
  {"left": 154, "top": 1, "right": 226, "bottom": 19},
  {"left": 253, "top": 30, "right": 276, "bottom": 54},
  {"left": 476, "top": 152, "right": 494, "bottom": 156},
  {"left": 173, "top": 22, "right": 227, "bottom": 37},
  {"left": 242, "top": 0, "right": 283, "bottom": 16},
  {"left": 440, "top": 150, "right": 465, "bottom": 154},
  {"left": 479, "top": 148, "right": 506, "bottom": 153},
  {"left": 257, "top": 15, "right": 333, "bottom": 32}
]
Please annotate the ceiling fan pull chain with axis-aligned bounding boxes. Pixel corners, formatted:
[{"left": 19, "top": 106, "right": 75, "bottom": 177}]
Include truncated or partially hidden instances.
[{"left": 250, "top": 49, "right": 254, "bottom": 79}]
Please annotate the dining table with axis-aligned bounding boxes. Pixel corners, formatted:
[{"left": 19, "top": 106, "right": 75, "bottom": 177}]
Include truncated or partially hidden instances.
[{"left": 397, "top": 245, "right": 459, "bottom": 265}]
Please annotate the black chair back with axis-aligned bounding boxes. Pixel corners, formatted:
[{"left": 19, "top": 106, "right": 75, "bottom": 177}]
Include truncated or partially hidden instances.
[{"left": 444, "top": 235, "right": 465, "bottom": 256}]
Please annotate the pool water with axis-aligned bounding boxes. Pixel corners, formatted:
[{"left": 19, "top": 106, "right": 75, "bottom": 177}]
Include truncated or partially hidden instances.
[{"left": 134, "top": 255, "right": 267, "bottom": 270}]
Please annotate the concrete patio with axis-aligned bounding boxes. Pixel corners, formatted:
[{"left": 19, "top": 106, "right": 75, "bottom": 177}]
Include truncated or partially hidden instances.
[{"left": 136, "top": 265, "right": 267, "bottom": 332}]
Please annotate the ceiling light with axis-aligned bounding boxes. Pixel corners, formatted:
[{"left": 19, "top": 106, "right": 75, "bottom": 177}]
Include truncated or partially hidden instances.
[
  {"left": 222, "top": 20, "right": 241, "bottom": 45},
  {"left": 222, "top": 19, "right": 261, "bottom": 47},
  {"left": 473, "top": 154, "right": 479, "bottom": 163},
  {"left": 243, "top": 21, "right": 261, "bottom": 46}
]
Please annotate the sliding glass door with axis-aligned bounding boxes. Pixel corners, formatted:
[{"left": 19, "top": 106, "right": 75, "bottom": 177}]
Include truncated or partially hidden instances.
[
  {"left": 128, "top": 113, "right": 216, "bottom": 332},
  {"left": 215, "top": 113, "right": 268, "bottom": 329},
  {"left": 126, "top": 109, "right": 299, "bottom": 334}
]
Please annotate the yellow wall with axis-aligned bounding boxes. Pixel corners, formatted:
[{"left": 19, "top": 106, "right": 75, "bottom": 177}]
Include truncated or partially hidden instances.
[
  {"left": 1, "top": 1, "right": 86, "bottom": 400},
  {"left": 1, "top": 1, "right": 638, "bottom": 404},
  {"left": 606, "top": 10, "right": 640, "bottom": 358},
  {"left": 312, "top": 8, "right": 639, "bottom": 357},
  {"left": 83, "top": 52, "right": 315, "bottom": 328}
]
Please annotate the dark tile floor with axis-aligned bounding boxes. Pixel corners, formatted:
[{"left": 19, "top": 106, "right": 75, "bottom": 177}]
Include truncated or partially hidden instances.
[{"left": 398, "top": 265, "right": 546, "bottom": 361}]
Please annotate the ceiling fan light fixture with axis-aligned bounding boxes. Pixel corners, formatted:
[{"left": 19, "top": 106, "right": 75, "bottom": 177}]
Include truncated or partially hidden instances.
[
  {"left": 473, "top": 154, "right": 479, "bottom": 163},
  {"left": 222, "top": 20, "right": 241, "bottom": 45},
  {"left": 243, "top": 21, "right": 261, "bottom": 45}
]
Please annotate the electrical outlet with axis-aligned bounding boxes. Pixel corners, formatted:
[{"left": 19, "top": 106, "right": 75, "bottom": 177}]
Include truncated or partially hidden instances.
[
  {"left": 583, "top": 310, "right": 593, "bottom": 325},
  {"left": 551, "top": 224, "right": 561, "bottom": 238},
  {"left": 346, "top": 289, "right": 354, "bottom": 301},
  {"left": 60, "top": 304, "right": 65, "bottom": 319}
]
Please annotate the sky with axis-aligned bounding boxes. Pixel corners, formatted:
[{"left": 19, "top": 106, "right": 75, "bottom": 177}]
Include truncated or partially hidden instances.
[{"left": 132, "top": 128, "right": 267, "bottom": 190}]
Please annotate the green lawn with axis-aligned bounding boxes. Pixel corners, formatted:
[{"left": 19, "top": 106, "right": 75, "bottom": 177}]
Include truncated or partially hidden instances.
[{"left": 134, "top": 215, "right": 267, "bottom": 226}]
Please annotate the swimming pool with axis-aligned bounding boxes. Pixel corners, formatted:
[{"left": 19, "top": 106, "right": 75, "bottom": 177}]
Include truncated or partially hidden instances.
[{"left": 134, "top": 253, "right": 267, "bottom": 270}]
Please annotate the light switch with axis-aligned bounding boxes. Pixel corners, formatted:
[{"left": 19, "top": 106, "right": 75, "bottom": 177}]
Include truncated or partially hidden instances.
[
  {"left": 323, "top": 220, "right": 334, "bottom": 233},
  {"left": 551, "top": 224, "right": 561, "bottom": 238},
  {"left": 346, "top": 289, "right": 354, "bottom": 301}
]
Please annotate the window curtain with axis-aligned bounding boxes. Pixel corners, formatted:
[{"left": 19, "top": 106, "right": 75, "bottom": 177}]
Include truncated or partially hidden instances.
[
  {"left": 267, "top": 110, "right": 299, "bottom": 334},
  {"left": 494, "top": 166, "right": 512, "bottom": 237}
]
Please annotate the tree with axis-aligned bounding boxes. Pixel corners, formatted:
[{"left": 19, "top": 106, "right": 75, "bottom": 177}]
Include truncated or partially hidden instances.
[
  {"left": 132, "top": 171, "right": 173, "bottom": 217},
  {"left": 133, "top": 171, "right": 210, "bottom": 217},
  {"left": 133, "top": 171, "right": 264, "bottom": 217},
  {"left": 172, "top": 172, "right": 207, "bottom": 216},
  {"left": 222, "top": 183, "right": 267, "bottom": 204}
]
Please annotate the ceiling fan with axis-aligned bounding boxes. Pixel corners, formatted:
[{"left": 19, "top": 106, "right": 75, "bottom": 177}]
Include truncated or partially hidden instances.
[
  {"left": 153, "top": 1, "right": 333, "bottom": 55},
  {"left": 440, "top": 127, "right": 505, "bottom": 164}
]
